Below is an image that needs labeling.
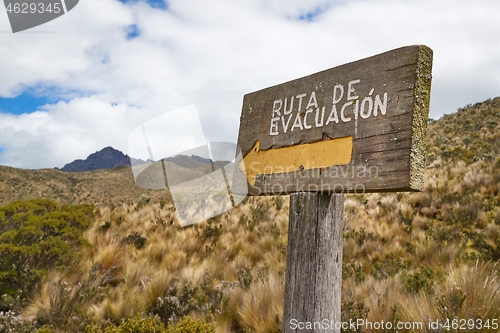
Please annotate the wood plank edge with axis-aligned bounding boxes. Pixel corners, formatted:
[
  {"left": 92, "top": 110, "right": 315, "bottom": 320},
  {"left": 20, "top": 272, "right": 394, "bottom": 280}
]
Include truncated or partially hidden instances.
[{"left": 409, "top": 45, "right": 433, "bottom": 191}]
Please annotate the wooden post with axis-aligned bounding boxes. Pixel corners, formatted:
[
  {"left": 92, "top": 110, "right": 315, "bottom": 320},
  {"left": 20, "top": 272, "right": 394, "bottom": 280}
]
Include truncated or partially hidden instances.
[{"left": 283, "top": 192, "right": 344, "bottom": 332}]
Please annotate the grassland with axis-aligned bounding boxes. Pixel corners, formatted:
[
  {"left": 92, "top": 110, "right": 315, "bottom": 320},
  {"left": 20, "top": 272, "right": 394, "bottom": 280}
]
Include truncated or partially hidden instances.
[{"left": 0, "top": 97, "right": 499, "bottom": 332}]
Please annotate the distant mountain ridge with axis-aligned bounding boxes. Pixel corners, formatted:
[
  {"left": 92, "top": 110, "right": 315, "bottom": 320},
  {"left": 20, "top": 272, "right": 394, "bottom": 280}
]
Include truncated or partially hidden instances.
[
  {"left": 60, "top": 147, "right": 143, "bottom": 172},
  {"left": 190, "top": 155, "right": 212, "bottom": 164}
]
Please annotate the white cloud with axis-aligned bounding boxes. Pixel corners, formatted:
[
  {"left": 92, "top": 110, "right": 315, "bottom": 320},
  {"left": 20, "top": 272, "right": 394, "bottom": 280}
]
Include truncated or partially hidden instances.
[
  {"left": 0, "top": 0, "right": 133, "bottom": 97},
  {"left": 1, "top": 0, "right": 500, "bottom": 168},
  {"left": 0, "top": 97, "right": 144, "bottom": 168}
]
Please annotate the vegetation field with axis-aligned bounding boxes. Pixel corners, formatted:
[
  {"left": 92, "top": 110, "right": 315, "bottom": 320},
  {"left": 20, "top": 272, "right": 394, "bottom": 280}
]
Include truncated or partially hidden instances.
[{"left": 0, "top": 97, "right": 500, "bottom": 332}]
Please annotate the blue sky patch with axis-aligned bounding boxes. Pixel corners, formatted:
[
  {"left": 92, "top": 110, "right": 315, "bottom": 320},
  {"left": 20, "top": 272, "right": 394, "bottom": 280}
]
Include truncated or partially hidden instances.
[
  {"left": 0, "top": 92, "right": 53, "bottom": 115},
  {"left": 119, "top": 0, "right": 168, "bottom": 10},
  {"left": 126, "top": 24, "right": 140, "bottom": 40},
  {"left": 0, "top": 86, "right": 89, "bottom": 115},
  {"left": 298, "top": 6, "right": 326, "bottom": 22}
]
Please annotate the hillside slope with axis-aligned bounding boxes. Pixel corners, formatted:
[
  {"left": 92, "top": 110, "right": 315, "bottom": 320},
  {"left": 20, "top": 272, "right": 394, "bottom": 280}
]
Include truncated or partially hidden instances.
[
  {"left": 427, "top": 97, "right": 500, "bottom": 165},
  {"left": 0, "top": 151, "right": 233, "bottom": 207},
  {"left": 0, "top": 165, "right": 170, "bottom": 207}
]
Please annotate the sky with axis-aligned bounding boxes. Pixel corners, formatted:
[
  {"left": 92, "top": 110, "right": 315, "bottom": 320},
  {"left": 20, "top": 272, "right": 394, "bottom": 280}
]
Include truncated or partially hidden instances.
[{"left": 0, "top": 0, "right": 500, "bottom": 169}]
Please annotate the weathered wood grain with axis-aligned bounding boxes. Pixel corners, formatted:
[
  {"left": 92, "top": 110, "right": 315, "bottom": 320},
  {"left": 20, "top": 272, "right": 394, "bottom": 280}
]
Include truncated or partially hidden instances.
[
  {"left": 237, "top": 45, "right": 433, "bottom": 195},
  {"left": 283, "top": 192, "right": 344, "bottom": 332}
]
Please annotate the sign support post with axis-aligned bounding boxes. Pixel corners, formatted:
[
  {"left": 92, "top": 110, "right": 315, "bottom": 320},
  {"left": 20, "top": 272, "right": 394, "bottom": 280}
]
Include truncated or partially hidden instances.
[
  {"left": 284, "top": 192, "right": 344, "bottom": 332},
  {"left": 236, "top": 45, "right": 433, "bottom": 333}
]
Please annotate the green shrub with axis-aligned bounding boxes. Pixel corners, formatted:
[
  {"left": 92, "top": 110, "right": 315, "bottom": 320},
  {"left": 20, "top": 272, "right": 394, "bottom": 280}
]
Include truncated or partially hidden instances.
[
  {"left": 137, "top": 195, "right": 151, "bottom": 209},
  {"left": 150, "top": 277, "right": 222, "bottom": 324},
  {"left": 341, "top": 297, "right": 369, "bottom": 333},
  {"left": 197, "top": 218, "right": 222, "bottom": 248},
  {"left": 432, "top": 224, "right": 463, "bottom": 245},
  {"left": 437, "top": 284, "right": 466, "bottom": 318},
  {"left": 0, "top": 310, "right": 36, "bottom": 333},
  {"left": 450, "top": 205, "right": 479, "bottom": 226},
  {"left": 402, "top": 266, "right": 435, "bottom": 294},
  {"left": 85, "top": 314, "right": 166, "bottom": 333},
  {"left": 343, "top": 262, "right": 365, "bottom": 283},
  {"left": 0, "top": 199, "right": 95, "bottom": 309},
  {"left": 121, "top": 232, "right": 148, "bottom": 249},
  {"left": 237, "top": 267, "right": 254, "bottom": 289},
  {"left": 84, "top": 315, "right": 215, "bottom": 333},
  {"left": 166, "top": 317, "right": 215, "bottom": 333},
  {"left": 370, "top": 255, "right": 408, "bottom": 280},
  {"left": 494, "top": 157, "right": 500, "bottom": 171},
  {"left": 467, "top": 231, "right": 495, "bottom": 260}
]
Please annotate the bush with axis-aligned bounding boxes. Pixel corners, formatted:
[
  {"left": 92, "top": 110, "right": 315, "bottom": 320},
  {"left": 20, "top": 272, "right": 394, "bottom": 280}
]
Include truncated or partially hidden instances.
[
  {"left": 341, "top": 297, "right": 369, "bottom": 332},
  {"left": 84, "top": 315, "right": 215, "bottom": 333},
  {"left": 137, "top": 195, "right": 151, "bottom": 210},
  {"left": 403, "top": 266, "right": 435, "bottom": 294},
  {"left": 343, "top": 262, "right": 365, "bottom": 283},
  {"left": 151, "top": 280, "right": 198, "bottom": 324},
  {"left": 166, "top": 317, "right": 215, "bottom": 333},
  {"left": 370, "top": 255, "right": 408, "bottom": 280},
  {"left": 0, "top": 310, "right": 36, "bottom": 332},
  {"left": 85, "top": 314, "right": 166, "bottom": 333},
  {"left": 450, "top": 205, "right": 479, "bottom": 226},
  {"left": 0, "top": 199, "right": 95, "bottom": 309},
  {"left": 121, "top": 232, "right": 148, "bottom": 249}
]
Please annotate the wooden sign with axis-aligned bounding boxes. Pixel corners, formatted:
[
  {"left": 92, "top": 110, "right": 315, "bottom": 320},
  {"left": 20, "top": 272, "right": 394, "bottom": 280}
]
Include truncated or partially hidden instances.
[{"left": 237, "top": 45, "right": 433, "bottom": 195}]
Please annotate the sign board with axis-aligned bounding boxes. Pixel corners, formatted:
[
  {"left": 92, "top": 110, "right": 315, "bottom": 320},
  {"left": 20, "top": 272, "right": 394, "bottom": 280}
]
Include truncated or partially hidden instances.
[{"left": 237, "top": 45, "right": 433, "bottom": 196}]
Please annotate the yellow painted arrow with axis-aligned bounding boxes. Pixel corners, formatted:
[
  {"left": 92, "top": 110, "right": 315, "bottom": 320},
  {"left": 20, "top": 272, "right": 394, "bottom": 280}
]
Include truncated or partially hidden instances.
[{"left": 240, "top": 136, "right": 353, "bottom": 186}]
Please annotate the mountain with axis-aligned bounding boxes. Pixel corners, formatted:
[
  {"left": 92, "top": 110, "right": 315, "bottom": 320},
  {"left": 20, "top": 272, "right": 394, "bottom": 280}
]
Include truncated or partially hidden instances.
[
  {"left": 129, "top": 154, "right": 229, "bottom": 188},
  {"left": 60, "top": 146, "right": 216, "bottom": 173},
  {"left": 190, "top": 155, "right": 212, "bottom": 164},
  {"left": 163, "top": 154, "right": 208, "bottom": 170},
  {"left": 60, "top": 146, "right": 144, "bottom": 172}
]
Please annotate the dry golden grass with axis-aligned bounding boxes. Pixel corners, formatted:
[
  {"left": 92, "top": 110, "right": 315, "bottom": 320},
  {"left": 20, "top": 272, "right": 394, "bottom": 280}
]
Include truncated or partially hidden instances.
[
  {"left": 24, "top": 196, "right": 290, "bottom": 331},
  {"left": 237, "top": 274, "right": 284, "bottom": 333}
]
